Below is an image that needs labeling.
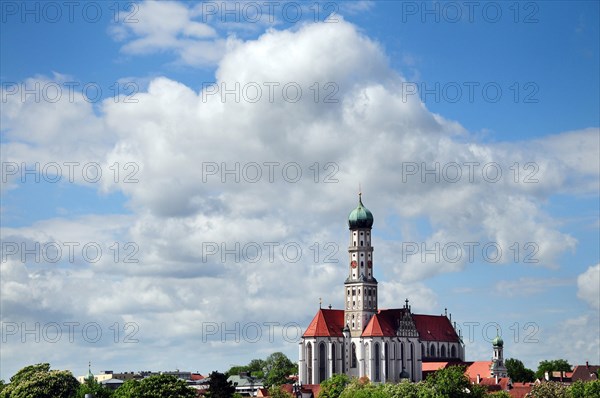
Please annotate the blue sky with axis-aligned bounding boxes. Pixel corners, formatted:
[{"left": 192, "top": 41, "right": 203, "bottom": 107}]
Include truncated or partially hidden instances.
[{"left": 1, "top": 0, "right": 599, "bottom": 380}]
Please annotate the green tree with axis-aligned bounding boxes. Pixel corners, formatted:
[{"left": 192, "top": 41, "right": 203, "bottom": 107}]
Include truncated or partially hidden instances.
[
  {"left": 488, "top": 392, "right": 511, "bottom": 398},
  {"left": 247, "top": 359, "right": 266, "bottom": 379},
  {"left": 535, "top": 359, "right": 572, "bottom": 380},
  {"left": 424, "top": 365, "right": 473, "bottom": 398},
  {"left": 112, "top": 374, "right": 195, "bottom": 398},
  {"left": 570, "top": 380, "right": 586, "bottom": 398},
  {"left": 319, "top": 373, "right": 351, "bottom": 398},
  {"left": 338, "top": 378, "right": 388, "bottom": 398},
  {"left": 112, "top": 379, "right": 140, "bottom": 398},
  {"left": 267, "top": 386, "right": 294, "bottom": 398},
  {"left": 0, "top": 363, "right": 79, "bottom": 398},
  {"left": 381, "top": 380, "right": 422, "bottom": 398},
  {"left": 263, "top": 352, "right": 296, "bottom": 387},
  {"left": 226, "top": 359, "right": 267, "bottom": 379},
  {"left": 0, "top": 380, "right": 5, "bottom": 393},
  {"left": 583, "top": 380, "right": 600, "bottom": 397},
  {"left": 505, "top": 358, "right": 535, "bottom": 382},
  {"left": 529, "top": 381, "right": 569, "bottom": 398},
  {"left": 205, "top": 371, "right": 236, "bottom": 398},
  {"left": 225, "top": 366, "right": 249, "bottom": 378},
  {"left": 77, "top": 377, "right": 114, "bottom": 398}
]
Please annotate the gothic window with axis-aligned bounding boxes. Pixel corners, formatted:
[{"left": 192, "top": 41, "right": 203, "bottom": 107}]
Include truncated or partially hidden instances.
[
  {"left": 332, "top": 344, "right": 336, "bottom": 373},
  {"left": 400, "top": 342, "right": 404, "bottom": 363},
  {"left": 421, "top": 343, "right": 426, "bottom": 356},
  {"left": 441, "top": 345, "right": 446, "bottom": 357},
  {"left": 410, "top": 343, "right": 414, "bottom": 381},
  {"left": 384, "top": 343, "right": 389, "bottom": 381},
  {"left": 351, "top": 343, "right": 357, "bottom": 368},
  {"left": 374, "top": 343, "right": 381, "bottom": 382},
  {"left": 307, "top": 343, "right": 313, "bottom": 384},
  {"left": 319, "top": 343, "right": 326, "bottom": 383},
  {"left": 451, "top": 345, "right": 457, "bottom": 358},
  {"left": 430, "top": 344, "right": 436, "bottom": 357}
]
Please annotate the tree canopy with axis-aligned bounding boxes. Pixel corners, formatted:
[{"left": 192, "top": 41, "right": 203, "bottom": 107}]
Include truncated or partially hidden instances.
[
  {"left": 263, "top": 352, "right": 298, "bottom": 387},
  {"left": 205, "top": 371, "right": 236, "bottom": 398},
  {"left": 0, "top": 363, "right": 80, "bottom": 398},
  {"left": 535, "top": 359, "right": 572, "bottom": 380},
  {"left": 112, "top": 374, "right": 196, "bottom": 398},
  {"left": 505, "top": 358, "right": 535, "bottom": 382}
]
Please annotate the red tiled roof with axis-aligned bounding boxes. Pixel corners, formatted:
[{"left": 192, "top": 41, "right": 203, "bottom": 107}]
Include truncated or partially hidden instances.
[
  {"left": 302, "top": 309, "right": 345, "bottom": 337},
  {"left": 412, "top": 314, "right": 460, "bottom": 342},
  {"left": 509, "top": 383, "right": 533, "bottom": 398},
  {"left": 464, "top": 361, "right": 492, "bottom": 379},
  {"left": 191, "top": 374, "right": 205, "bottom": 381},
  {"left": 361, "top": 309, "right": 405, "bottom": 337},
  {"left": 572, "top": 364, "right": 600, "bottom": 381},
  {"left": 422, "top": 362, "right": 451, "bottom": 372}
]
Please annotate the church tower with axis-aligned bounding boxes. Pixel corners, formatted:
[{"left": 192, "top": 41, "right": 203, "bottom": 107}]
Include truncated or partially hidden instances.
[
  {"left": 344, "top": 193, "right": 377, "bottom": 337},
  {"left": 490, "top": 333, "right": 508, "bottom": 378}
]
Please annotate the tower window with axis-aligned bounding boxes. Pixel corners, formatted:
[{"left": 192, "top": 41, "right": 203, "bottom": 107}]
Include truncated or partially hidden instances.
[{"left": 360, "top": 240, "right": 363, "bottom": 246}]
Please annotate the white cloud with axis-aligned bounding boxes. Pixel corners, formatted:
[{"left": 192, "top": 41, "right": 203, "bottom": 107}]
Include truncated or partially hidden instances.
[
  {"left": 1, "top": 16, "right": 599, "bottom": 378},
  {"left": 494, "top": 277, "right": 573, "bottom": 297},
  {"left": 577, "top": 264, "right": 600, "bottom": 309}
]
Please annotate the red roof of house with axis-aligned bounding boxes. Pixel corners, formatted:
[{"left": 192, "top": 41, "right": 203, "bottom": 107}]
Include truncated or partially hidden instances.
[
  {"left": 571, "top": 364, "right": 599, "bottom": 381},
  {"left": 422, "top": 362, "right": 452, "bottom": 372},
  {"left": 412, "top": 314, "right": 460, "bottom": 342},
  {"left": 509, "top": 383, "right": 534, "bottom": 398},
  {"left": 302, "top": 309, "right": 345, "bottom": 337},
  {"left": 190, "top": 373, "right": 205, "bottom": 381},
  {"left": 464, "top": 361, "right": 493, "bottom": 379}
]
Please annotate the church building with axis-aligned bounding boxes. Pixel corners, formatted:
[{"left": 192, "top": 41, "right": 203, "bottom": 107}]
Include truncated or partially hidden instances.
[{"left": 299, "top": 194, "right": 465, "bottom": 384}]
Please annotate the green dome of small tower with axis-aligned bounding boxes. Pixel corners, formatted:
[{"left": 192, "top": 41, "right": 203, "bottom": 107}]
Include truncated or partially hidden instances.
[
  {"left": 492, "top": 334, "right": 504, "bottom": 347},
  {"left": 348, "top": 193, "right": 374, "bottom": 229}
]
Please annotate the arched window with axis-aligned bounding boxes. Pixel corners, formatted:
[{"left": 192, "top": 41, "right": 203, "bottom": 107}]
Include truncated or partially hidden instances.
[
  {"left": 351, "top": 343, "right": 357, "bottom": 368},
  {"left": 331, "top": 344, "right": 336, "bottom": 373},
  {"left": 410, "top": 343, "right": 415, "bottom": 381},
  {"left": 319, "top": 343, "right": 326, "bottom": 383},
  {"left": 307, "top": 343, "right": 313, "bottom": 384},
  {"left": 451, "top": 345, "right": 457, "bottom": 358},
  {"left": 430, "top": 344, "right": 436, "bottom": 357},
  {"left": 400, "top": 342, "right": 404, "bottom": 363},
  {"left": 384, "top": 343, "right": 389, "bottom": 382},
  {"left": 374, "top": 343, "right": 381, "bottom": 382},
  {"left": 441, "top": 345, "right": 446, "bottom": 358},
  {"left": 421, "top": 343, "right": 426, "bottom": 357}
]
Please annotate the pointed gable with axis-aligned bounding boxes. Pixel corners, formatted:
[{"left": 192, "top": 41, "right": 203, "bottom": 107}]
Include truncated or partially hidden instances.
[
  {"left": 412, "top": 314, "right": 460, "bottom": 342},
  {"left": 302, "top": 309, "right": 345, "bottom": 337},
  {"left": 362, "top": 310, "right": 399, "bottom": 337}
]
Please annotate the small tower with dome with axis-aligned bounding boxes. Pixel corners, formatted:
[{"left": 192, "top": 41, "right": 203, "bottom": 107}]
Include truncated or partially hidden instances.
[{"left": 490, "top": 331, "right": 508, "bottom": 378}]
